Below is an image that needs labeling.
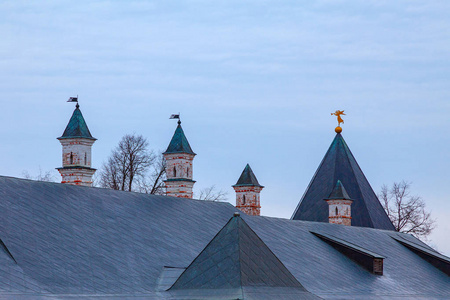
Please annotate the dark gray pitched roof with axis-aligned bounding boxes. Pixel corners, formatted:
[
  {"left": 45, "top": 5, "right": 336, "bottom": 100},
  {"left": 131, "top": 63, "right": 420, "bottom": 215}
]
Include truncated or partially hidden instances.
[
  {"left": 163, "top": 122, "right": 195, "bottom": 155},
  {"left": 0, "top": 176, "right": 448, "bottom": 299},
  {"left": 233, "top": 164, "right": 263, "bottom": 187},
  {"left": 292, "top": 133, "right": 395, "bottom": 231},
  {"left": 326, "top": 180, "right": 352, "bottom": 200},
  {"left": 170, "top": 214, "right": 310, "bottom": 293},
  {"left": 58, "top": 104, "right": 96, "bottom": 140}
]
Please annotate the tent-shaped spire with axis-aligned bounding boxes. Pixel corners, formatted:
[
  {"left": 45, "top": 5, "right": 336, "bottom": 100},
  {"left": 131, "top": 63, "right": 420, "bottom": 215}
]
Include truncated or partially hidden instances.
[
  {"left": 170, "top": 214, "right": 319, "bottom": 299},
  {"left": 233, "top": 164, "right": 263, "bottom": 187},
  {"left": 58, "top": 104, "right": 95, "bottom": 140},
  {"left": 292, "top": 133, "right": 395, "bottom": 230},
  {"left": 163, "top": 121, "right": 195, "bottom": 155},
  {"left": 326, "top": 180, "right": 352, "bottom": 200}
]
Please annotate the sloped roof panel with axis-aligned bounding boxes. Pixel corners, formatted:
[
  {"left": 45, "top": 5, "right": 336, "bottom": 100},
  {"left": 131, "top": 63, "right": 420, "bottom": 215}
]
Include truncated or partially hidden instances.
[
  {"left": 292, "top": 133, "right": 395, "bottom": 230},
  {"left": 0, "top": 176, "right": 448, "bottom": 299}
]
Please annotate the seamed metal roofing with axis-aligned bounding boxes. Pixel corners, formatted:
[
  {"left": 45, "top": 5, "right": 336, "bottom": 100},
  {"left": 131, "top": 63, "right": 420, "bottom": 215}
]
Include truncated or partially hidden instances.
[
  {"left": 0, "top": 176, "right": 448, "bottom": 299},
  {"left": 170, "top": 214, "right": 319, "bottom": 299},
  {"left": 58, "top": 104, "right": 96, "bottom": 140},
  {"left": 292, "top": 133, "right": 395, "bottom": 231},
  {"left": 163, "top": 122, "right": 195, "bottom": 155}
]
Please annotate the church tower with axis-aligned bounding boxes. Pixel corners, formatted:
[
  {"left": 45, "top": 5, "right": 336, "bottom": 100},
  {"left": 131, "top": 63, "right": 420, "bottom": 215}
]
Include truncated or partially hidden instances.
[
  {"left": 163, "top": 120, "right": 196, "bottom": 198},
  {"left": 56, "top": 103, "right": 96, "bottom": 186},
  {"left": 324, "top": 180, "right": 353, "bottom": 226},
  {"left": 233, "top": 164, "right": 264, "bottom": 216}
]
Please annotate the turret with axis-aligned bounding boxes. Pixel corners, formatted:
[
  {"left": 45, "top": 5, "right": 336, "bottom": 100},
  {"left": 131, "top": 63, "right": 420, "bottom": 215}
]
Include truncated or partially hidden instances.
[
  {"left": 324, "top": 180, "right": 353, "bottom": 226},
  {"left": 232, "top": 164, "right": 264, "bottom": 216},
  {"left": 56, "top": 103, "right": 96, "bottom": 186},
  {"left": 163, "top": 120, "right": 196, "bottom": 198}
]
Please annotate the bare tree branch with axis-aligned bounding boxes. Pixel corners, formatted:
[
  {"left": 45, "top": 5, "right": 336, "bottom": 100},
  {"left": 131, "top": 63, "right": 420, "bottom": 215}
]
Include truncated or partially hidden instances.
[
  {"left": 379, "top": 180, "right": 436, "bottom": 240},
  {"left": 22, "top": 167, "right": 56, "bottom": 182},
  {"left": 196, "top": 185, "right": 228, "bottom": 202},
  {"left": 135, "top": 152, "right": 166, "bottom": 195},
  {"left": 99, "top": 134, "right": 155, "bottom": 192}
]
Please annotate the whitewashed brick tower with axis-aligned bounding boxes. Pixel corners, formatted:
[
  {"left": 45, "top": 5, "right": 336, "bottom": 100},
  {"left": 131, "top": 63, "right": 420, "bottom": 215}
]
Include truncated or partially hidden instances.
[
  {"left": 324, "top": 180, "right": 353, "bottom": 226},
  {"left": 56, "top": 103, "right": 96, "bottom": 186},
  {"left": 233, "top": 164, "right": 264, "bottom": 216},
  {"left": 163, "top": 120, "right": 196, "bottom": 198}
]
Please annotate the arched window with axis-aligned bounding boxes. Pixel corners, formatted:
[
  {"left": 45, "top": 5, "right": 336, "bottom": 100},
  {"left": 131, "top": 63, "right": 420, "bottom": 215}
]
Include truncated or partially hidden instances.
[
  {"left": 186, "top": 167, "right": 189, "bottom": 177},
  {"left": 335, "top": 207, "right": 339, "bottom": 216},
  {"left": 70, "top": 152, "right": 73, "bottom": 164},
  {"left": 84, "top": 153, "right": 87, "bottom": 165},
  {"left": 243, "top": 195, "right": 246, "bottom": 205},
  {"left": 173, "top": 166, "right": 177, "bottom": 177}
]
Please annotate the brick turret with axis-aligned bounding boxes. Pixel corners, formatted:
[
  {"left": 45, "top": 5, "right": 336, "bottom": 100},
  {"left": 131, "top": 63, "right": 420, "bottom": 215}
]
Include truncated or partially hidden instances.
[
  {"left": 163, "top": 120, "right": 196, "bottom": 198},
  {"left": 324, "top": 180, "right": 353, "bottom": 226},
  {"left": 56, "top": 103, "right": 96, "bottom": 186},
  {"left": 233, "top": 164, "right": 264, "bottom": 216}
]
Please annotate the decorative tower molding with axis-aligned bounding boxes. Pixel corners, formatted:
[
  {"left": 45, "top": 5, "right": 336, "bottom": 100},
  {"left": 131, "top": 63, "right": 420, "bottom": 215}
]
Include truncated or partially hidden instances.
[
  {"left": 163, "top": 120, "right": 196, "bottom": 198},
  {"left": 56, "top": 103, "right": 96, "bottom": 186},
  {"left": 324, "top": 180, "right": 353, "bottom": 226},
  {"left": 232, "top": 164, "right": 264, "bottom": 216}
]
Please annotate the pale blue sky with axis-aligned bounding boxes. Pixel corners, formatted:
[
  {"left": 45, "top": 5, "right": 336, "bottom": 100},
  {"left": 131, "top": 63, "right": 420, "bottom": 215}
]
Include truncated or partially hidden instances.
[{"left": 1, "top": 1, "right": 449, "bottom": 254}]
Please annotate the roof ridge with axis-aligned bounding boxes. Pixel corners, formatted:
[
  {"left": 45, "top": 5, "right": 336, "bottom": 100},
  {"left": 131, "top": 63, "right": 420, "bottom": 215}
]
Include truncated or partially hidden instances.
[
  {"left": 339, "top": 136, "right": 374, "bottom": 228},
  {"left": 170, "top": 214, "right": 305, "bottom": 290}
]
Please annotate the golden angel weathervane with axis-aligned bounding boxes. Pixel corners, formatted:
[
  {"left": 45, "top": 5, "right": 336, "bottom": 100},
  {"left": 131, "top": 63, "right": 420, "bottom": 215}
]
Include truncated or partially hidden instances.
[{"left": 331, "top": 110, "right": 345, "bottom": 133}]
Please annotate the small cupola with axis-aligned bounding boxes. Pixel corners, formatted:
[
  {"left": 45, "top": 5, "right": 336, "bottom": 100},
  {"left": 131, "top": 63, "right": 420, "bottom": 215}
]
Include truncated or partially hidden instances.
[
  {"left": 324, "top": 180, "right": 353, "bottom": 226},
  {"left": 232, "top": 164, "right": 264, "bottom": 216}
]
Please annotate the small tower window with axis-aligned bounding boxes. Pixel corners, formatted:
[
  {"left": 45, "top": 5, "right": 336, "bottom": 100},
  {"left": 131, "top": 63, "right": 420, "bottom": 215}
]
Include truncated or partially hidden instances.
[
  {"left": 70, "top": 152, "right": 73, "bottom": 164},
  {"left": 84, "top": 153, "right": 87, "bottom": 165},
  {"left": 335, "top": 207, "right": 339, "bottom": 216},
  {"left": 173, "top": 166, "right": 177, "bottom": 177},
  {"left": 243, "top": 195, "right": 246, "bottom": 205},
  {"left": 186, "top": 167, "right": 189, "bottom": 177}
]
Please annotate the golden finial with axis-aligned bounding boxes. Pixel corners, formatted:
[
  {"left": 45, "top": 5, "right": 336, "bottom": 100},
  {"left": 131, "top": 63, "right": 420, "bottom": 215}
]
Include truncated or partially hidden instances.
[{"left": 331, "top": 110, "right": 345, "bottom": 133}]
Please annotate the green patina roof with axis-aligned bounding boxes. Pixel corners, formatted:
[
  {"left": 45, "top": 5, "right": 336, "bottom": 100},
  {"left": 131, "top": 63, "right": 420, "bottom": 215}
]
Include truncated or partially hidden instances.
[
  {"left": 163, "top": 121, "right": 195, "bottom": 155},
  {"left": 233, "top": 164, "right": 263, "bottom": 187},
  {"left": 58, "top": 104, "right": 96, "bottom": 140},
  {"left": 326, "top": 180, "right": 352, "bottom": 200}
]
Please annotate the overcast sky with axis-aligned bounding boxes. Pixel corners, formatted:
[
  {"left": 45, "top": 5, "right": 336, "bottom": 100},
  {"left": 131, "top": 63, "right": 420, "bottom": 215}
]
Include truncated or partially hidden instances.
[{"left": 1, "top": 1, "right": 449, "bottom": 254}]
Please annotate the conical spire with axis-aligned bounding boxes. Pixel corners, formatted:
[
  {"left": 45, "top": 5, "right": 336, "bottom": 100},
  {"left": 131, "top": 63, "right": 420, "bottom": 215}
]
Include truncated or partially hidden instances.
[
  {"left": 163, "top": 122, "right": 195, "bottom": 155},
  {"left": 170, "top": 213, "right": 307, "bottom": 291},
  {"left": 233, "top": 164, "right": 263, "bottom": 187},
  {"left": 292, "top": 133, "right": 395, "bottom": 230},
  {"left": 326, "top": 180, "right": 352, "bottom": 200},
  {"left": 58, "top": 104, "right": 95, "bottom": 140}
]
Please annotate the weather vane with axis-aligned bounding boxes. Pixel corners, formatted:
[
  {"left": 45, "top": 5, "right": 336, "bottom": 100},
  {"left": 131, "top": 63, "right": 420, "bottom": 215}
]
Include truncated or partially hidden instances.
[{"left": 331, "top": 110, "right": 345, "bottom": 133}]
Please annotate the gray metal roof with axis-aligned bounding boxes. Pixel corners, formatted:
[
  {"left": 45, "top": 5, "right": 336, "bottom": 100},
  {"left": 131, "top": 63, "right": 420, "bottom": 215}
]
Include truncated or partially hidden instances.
[
  {"left": 233, "top": 164, "right": 263, "bottom": 188},
  {"left": 170, "top": 214, "right": 319, "bottom": 299},
  {"left": 0, "top": 176, "right": 448, "bottom": 299},
  {"left": 326, "top": 180, "right": 352, "bottom": 201},
  {"left": 292, "top": 133, "right": 395, "bottom": 231}
]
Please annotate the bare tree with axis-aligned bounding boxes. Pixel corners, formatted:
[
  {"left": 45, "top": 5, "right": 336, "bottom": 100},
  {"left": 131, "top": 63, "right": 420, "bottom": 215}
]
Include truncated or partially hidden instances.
[
  {"left": 22, "top": 167, "right": 56, "bottom": 182},
  {"left": 379, "top": 181, "right": 435, "bottom": 239},
  {"left": 136, "top": 153, "right": 166, "bottom": 195},
  {"left": 99, "top": 134, "right": 154, "bottom": 191},
  {"left": 196, "top": 185, "right": 228, "bottom": 202}
]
